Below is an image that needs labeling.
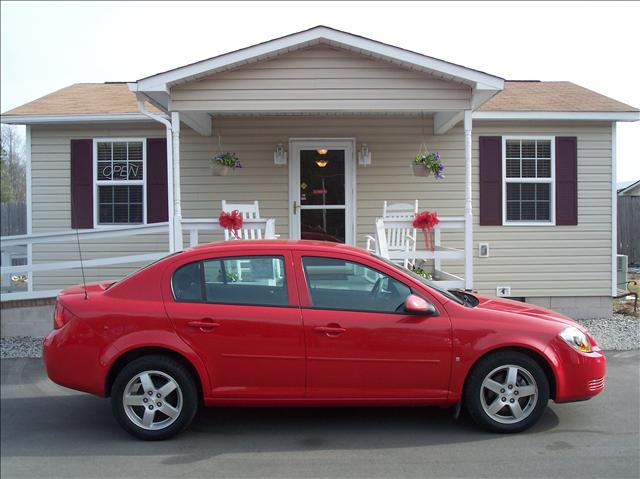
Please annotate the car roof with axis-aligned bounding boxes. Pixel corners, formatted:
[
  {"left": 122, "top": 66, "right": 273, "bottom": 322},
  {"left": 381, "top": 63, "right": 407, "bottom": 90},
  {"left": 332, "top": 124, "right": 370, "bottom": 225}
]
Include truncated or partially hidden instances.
[{"left": 187, "top": 239, "right": 368, "bottom": 256}]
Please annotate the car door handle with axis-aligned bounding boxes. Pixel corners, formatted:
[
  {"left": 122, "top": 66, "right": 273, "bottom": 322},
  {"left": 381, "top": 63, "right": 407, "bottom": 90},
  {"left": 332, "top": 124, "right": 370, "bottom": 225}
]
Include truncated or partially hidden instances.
[
  {"left": 187, "top": 320, "right": 220, "bottom": 331},
  {"left": 314, "top": 325, "right": 346, "bottom": 336}
]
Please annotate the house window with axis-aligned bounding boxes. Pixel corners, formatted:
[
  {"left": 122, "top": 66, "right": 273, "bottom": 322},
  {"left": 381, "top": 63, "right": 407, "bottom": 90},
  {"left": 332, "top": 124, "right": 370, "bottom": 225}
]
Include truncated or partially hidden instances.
[
  {"left": 95, "top": 139, "right": 145, "bottom": 225},
  {"left": 503, "top": 137, "right": 554, "bottom": 224}
]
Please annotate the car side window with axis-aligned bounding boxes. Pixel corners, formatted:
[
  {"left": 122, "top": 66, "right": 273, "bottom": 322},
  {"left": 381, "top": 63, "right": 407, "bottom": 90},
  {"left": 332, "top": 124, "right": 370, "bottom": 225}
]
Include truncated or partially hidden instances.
[
  {"left": 172, "top": 261, "right": 204, "bottom": 302},
  {"left": 302, "top": 256, "right": 412, "bottom": 313},
  {"left": 202, "top": 256, "right": 288, "bottom": 306}
]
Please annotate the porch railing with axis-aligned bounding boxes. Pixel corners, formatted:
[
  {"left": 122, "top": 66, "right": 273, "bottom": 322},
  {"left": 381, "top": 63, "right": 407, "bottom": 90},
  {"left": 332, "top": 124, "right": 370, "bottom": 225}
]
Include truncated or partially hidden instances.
[
  {"left": 375, "top": 216, "right": 465, "bottom": 289},
  {"left": 0, "top": 218, "right": 277, "bottom": 302}
]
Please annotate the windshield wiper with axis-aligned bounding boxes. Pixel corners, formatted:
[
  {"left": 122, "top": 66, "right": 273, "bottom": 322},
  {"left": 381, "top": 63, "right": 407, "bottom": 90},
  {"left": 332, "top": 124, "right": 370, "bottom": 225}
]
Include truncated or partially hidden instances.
[{"left": 449, "top": 289, "right": 478, "bottom": 307}]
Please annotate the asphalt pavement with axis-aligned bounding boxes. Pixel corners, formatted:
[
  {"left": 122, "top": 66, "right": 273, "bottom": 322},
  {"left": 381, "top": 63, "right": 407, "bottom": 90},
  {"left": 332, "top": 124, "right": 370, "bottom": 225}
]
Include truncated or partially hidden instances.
[{"left": 1, "top": 351, "right": 638, "bottom": 479}]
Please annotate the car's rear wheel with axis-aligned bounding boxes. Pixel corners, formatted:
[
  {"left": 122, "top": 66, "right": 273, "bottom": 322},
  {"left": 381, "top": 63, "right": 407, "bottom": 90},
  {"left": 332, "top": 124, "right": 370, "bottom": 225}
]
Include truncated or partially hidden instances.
[
  {"left": 464, "top": 351, "right": 549, "bottom": 433},
  {"left": 111, "top": 355, "right": 198, "bottom": 440}
]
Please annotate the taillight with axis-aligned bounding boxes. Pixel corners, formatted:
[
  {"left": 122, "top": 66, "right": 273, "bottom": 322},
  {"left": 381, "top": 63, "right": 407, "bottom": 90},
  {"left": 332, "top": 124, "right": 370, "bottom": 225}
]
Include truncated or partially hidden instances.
[{"left": 53, "top": 302, "right": 74, "bottom": 329}]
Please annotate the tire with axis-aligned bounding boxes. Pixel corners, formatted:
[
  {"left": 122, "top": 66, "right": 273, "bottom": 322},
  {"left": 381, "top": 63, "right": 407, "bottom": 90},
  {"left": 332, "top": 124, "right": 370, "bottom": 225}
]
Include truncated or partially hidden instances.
[
  {"left": 463, "top": 351, "right": 549, "bottom": 433},
  {"left": 111, "top": 355, "right": 198, "bottom": 440}
]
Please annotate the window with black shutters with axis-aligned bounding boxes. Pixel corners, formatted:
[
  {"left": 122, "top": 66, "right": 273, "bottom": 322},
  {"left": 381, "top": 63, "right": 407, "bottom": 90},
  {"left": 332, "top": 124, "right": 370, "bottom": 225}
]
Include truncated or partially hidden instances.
[
  {"left": 95, "top": 139, "right": 145, "bottom": 225},
  {"left": 503, "top": 137, "right": 554, "bottom": 224}
]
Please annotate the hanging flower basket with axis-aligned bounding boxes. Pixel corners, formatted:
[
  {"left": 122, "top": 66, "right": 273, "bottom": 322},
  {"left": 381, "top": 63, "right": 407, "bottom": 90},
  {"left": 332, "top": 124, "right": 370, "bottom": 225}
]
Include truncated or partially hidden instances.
[
  {"left": 412, "top": 163, "right": 431, "bottom": 177},
  {"left": 210, "top": 164, "right": 234, "bottom": 176},
  {"left": 210, "top": 152, "right": 241, "bottom": 176},
  {"left": 413, "top": 143, "right": 444, "bottom": 179}
]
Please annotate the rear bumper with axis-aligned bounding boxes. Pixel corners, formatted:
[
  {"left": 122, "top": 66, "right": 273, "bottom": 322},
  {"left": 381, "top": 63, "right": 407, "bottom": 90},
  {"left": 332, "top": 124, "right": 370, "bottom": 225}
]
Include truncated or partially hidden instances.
[
  {"left": 545, "top": 339, "right": 606, "bottom": 403},
  {"left": 43, "top": 325, "right": 107, "bottom": 396}
]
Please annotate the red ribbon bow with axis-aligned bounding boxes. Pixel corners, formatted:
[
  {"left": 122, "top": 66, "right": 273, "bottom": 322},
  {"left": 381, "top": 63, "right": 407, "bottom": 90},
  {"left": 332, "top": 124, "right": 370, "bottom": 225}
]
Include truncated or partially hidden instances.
[
  {"left": 412, "top": 211, "right": 439, "bottom": 251},
  {"left": 219, "top": 210, "right": 243, "bottom": 239}
]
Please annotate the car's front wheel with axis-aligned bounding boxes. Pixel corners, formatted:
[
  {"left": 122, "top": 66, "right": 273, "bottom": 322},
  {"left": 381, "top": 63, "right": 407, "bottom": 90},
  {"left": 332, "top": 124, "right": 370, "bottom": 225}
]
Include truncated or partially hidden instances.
[
  {"left": 111, "top": 355, "right": 198, "bottom": 440},
  {"left": 464, "top": 351, "right": 549, "bottom": 433}
]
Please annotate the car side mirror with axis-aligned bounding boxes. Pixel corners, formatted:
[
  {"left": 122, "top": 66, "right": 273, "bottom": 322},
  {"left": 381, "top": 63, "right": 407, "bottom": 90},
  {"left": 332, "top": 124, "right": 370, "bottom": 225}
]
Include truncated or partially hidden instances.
[{"left": 404, "top": 294, "right": 437, "bottom": 316}]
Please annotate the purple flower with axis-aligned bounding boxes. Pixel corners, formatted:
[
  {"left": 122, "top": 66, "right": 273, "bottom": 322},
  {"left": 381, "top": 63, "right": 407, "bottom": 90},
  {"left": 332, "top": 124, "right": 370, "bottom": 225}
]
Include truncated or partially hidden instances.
[
  {"left": 438, "top": 164, "right": 444, "bottom": 172},
  {"left": 235, "top": 159, "right": 242, "bottom": 168},
  {"left": 435, "top": 152, "right": 441, "bottom": 161}
]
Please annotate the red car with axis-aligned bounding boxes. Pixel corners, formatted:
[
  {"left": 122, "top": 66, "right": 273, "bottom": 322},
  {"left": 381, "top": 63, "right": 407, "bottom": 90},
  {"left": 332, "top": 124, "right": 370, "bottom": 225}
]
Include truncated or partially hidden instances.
[{"left": 44, "top": 240, "right": 606, "bottom": 440}]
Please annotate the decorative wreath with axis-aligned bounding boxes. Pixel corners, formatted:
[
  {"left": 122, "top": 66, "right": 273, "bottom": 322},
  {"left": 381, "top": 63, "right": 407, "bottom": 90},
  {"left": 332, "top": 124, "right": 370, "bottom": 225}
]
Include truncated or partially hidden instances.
[
  {"left": 412, "top": 211, "right": 440, "bottom": 250},
  {"left": 219, "top": 210, "right": 243, "bottom": 239}
]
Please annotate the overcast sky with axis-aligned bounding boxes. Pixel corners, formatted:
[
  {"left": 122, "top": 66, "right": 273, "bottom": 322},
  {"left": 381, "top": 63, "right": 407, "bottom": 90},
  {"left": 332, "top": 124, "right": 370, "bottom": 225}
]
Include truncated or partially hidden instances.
[{"left": 1, "top": 1, "right": 638, "bottom": 181}]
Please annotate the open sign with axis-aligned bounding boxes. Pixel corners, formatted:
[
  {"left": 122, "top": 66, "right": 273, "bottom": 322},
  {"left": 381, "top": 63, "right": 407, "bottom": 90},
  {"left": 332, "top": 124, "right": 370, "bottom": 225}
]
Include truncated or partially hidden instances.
[{"left": 101, "top": 163, "right": 141, "bottom": 180}]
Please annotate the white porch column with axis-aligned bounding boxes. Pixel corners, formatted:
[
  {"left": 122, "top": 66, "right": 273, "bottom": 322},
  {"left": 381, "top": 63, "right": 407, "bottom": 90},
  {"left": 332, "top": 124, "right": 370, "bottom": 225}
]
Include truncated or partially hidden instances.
[
  {"left": 25, "top": 125, "right": 33, "bottom": 292},
  {"left": 464, "top": 110, "right": 474, "bottom": 290},
  {"left": 171, "top": 112, "right": 183, "bottom": 250}
]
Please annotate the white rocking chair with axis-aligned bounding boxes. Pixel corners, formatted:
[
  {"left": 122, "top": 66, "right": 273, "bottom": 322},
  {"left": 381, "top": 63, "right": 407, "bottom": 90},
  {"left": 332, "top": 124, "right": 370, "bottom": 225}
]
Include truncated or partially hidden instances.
[
  {"left": 366, "top": 200, "right": 418, "bottom": 269},
  {"left": 221, "top": 200, "right": 263, "bottom": 240}
]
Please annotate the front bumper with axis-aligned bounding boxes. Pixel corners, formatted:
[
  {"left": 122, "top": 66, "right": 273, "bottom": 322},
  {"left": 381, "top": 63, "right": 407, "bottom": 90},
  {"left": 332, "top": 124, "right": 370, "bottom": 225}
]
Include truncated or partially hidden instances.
[{"left": 545, "top": 338, "right": 606, "bottom": 403}]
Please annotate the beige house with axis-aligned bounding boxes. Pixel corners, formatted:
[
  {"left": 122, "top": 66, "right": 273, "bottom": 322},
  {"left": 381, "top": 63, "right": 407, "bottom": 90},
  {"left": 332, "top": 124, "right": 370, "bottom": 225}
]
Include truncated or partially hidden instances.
[{"left": 2, "top": 26, "right": 639, "bottom": 320}]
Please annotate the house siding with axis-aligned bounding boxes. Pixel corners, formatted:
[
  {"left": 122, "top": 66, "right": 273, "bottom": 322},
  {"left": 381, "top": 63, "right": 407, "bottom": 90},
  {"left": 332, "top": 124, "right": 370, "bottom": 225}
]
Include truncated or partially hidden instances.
[
  {"left": 170, "top": 45, "right": 471, "bottom": 113},
  {"left": 30, "top": 123, "right": 168, "bottom": 290},
  {"left": 28, "top": 117, "right": 612, "bottom": 300}
]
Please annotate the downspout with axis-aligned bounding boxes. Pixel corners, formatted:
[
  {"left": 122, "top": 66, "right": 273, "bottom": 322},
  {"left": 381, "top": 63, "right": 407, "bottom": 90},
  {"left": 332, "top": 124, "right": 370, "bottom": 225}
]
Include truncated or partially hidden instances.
[
  {"left": 136, "top": 98, "right": 176, "bottom": 253},
  {"left": 464, "top": 110, "right": 473, "bottom": 291}
]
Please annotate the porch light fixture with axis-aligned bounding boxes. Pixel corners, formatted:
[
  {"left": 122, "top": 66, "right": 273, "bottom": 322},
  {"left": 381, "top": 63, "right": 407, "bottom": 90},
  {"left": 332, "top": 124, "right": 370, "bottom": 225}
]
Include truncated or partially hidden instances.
[
  {"left": 317, "top": 148, "right": 329, "bottom": 155},
  {"left": 273, "top": 143, "right": 287, "bottom": 166},
  {"left": 358, "top": 143, "right": 371, "bottom": 167},
  {"left": 315, "top": 158, "right": 329, "bottom": 168}
]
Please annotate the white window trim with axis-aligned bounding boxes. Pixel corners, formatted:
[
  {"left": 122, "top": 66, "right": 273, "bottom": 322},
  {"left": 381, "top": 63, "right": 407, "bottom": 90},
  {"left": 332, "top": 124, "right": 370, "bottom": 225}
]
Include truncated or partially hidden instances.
[
  {"left": 93, "top": 138, "right": 147, "bottom": 228},
  {"left": 502, "top": 135, "right": 556, "bottom": 226}
]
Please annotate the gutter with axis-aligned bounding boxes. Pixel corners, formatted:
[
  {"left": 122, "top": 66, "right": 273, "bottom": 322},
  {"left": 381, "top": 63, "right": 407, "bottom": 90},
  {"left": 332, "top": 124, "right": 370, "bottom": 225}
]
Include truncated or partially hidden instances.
[{"left": 135, "top": 96, "right": 176, "bottom": 253}]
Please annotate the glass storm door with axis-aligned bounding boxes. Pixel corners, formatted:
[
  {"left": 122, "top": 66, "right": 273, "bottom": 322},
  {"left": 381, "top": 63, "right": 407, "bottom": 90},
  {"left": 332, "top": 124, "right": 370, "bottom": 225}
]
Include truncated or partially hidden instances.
[{"left": 289, "top": 140, "right": 354, "bottom": 244}]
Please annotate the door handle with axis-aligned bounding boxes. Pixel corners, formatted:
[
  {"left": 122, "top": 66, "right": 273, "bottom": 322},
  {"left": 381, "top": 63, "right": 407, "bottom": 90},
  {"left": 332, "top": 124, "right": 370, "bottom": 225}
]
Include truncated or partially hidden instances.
[
  {"left": 293, "top": 200, "right": 299, "bottom": 215},
  {"left": 314, "top": 325, "right": 347, "bottom": 336},
  {"left": 188, "top": 320, "right": 220, "bottom": 331}
]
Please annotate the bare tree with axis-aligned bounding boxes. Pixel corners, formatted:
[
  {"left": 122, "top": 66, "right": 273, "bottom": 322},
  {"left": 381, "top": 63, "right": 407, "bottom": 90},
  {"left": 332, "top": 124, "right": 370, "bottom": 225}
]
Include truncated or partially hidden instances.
[{"left": 1, "top": 125, "right": 26, "bottom": 203}]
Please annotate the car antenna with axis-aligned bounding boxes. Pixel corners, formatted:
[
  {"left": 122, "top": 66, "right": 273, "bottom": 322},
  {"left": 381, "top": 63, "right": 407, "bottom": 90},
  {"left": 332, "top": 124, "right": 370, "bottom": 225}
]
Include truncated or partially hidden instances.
[
  {"left": 71, "top": 184, "right": 88, "bottom": 300},
  {"left": 75, "top": 227, "right": 88, "bottom": 300}
]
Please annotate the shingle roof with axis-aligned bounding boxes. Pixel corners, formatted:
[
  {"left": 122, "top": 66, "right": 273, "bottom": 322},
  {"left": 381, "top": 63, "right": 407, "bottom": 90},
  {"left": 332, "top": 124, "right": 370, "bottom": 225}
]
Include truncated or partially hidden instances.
[
  {"left": 1, "top": 83, "right": 160, "bottom": 116},
  {"left": 478, "top": 81, "right": 638, "bottom": 112},
  {"left": 2, "top": 80, "right": 637, "bottom": 117}
]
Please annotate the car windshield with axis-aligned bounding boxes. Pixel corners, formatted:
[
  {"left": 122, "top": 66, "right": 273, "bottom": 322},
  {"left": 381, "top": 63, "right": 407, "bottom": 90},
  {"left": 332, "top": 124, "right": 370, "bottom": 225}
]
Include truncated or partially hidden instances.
[{"left": 372, "top": 254, "right": 466, "bottom": 305}]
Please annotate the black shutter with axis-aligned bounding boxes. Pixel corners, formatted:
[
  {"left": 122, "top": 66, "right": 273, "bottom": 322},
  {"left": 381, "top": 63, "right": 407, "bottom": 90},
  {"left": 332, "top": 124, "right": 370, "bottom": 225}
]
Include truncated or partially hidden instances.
[
  {"left": 479, "top": 136, "right": 503, "bottom": 225},
  {"left": 555, "top": 137, "right": 578, "bottom": 225},
  {"left": 70, "top": 139, "right": 93, "bottom": 229},
  {"left": 146, "top": 138, "right": 168, "bottom": 223}
]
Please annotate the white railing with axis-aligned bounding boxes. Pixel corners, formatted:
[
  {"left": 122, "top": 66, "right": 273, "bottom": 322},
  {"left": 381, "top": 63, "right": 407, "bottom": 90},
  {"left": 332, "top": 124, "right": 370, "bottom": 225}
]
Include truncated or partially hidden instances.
[
  {"left": 182, "top": 218, "right": 276, "bottom": 247},
  {"left": 0, "top": 223, "right": 171, "bottom": 301},
  {"left": 0, "top": 218, "right": 277, "bottom": 302},
  {"left": 375, "top": 216, "right": 465, "bottom": 289}
]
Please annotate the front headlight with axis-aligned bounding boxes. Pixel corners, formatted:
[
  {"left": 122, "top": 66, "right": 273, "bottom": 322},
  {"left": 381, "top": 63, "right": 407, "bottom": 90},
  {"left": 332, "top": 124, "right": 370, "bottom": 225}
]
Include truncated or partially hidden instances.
[{"left": 559, "top": 326, "right": 593, "bottom": 353}]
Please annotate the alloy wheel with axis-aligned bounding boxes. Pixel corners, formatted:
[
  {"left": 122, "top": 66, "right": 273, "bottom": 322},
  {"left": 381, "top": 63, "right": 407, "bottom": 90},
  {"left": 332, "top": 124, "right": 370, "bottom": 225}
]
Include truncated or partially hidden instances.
[
  {"left": 480, "top": 364, "right": 538, "bottom": 424},
  {"left": 122, "top": 370, "right": 183, "bottom": 431}
]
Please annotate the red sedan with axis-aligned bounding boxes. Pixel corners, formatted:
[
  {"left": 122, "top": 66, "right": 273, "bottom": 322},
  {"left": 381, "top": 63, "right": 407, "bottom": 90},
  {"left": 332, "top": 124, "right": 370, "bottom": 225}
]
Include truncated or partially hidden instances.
[{"left": 44, "top": 240, "right": 606, "bottom": 440}]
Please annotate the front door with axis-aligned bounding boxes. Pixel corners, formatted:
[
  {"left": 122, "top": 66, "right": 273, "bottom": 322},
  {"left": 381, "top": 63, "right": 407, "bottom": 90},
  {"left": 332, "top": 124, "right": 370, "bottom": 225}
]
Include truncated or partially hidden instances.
[{"left": 289, "top": 139, "right": 355, "bottom": 244}]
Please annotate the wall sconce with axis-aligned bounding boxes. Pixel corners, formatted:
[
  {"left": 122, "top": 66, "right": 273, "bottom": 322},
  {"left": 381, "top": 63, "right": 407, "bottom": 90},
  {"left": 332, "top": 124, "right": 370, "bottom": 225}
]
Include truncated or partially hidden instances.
[
  {"left": 315, "top": 158, "right": 328, "bottom": 168},
  {"left": 273, "top": 143, "right": 287, "bottom": 166},
  {"left": 317, "top": 148, "right": 328, "bottom": 155},
  {"left": 358, "top": 143, "right": 371, "bottom": 167}
]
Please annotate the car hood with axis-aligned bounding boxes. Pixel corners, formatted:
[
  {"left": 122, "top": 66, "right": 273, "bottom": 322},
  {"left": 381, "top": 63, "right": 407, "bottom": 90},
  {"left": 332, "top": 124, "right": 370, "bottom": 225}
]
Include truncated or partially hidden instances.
[{"left": 473, "top": 294, "right": 580, "bottom": 328}]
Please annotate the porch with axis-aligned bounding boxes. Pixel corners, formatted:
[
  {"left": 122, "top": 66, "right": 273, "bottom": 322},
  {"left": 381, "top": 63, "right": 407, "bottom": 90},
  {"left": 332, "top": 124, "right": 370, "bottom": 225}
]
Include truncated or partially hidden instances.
[{"left": 0, "top": 112, "right": 474, "bottom": 302}]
